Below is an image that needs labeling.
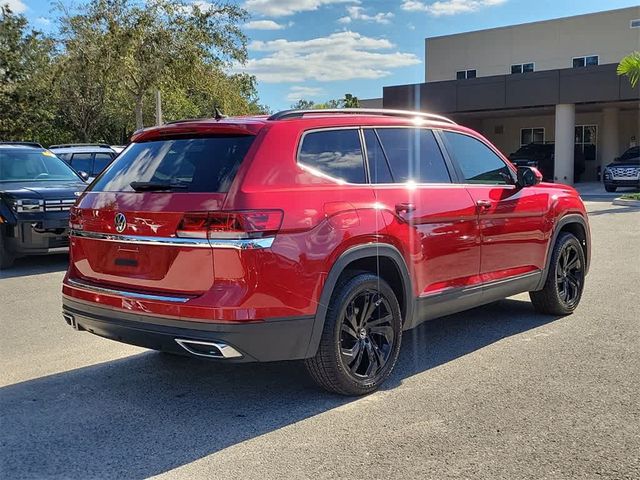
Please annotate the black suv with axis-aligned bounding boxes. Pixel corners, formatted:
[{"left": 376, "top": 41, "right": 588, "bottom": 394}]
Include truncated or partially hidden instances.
[
  {"left": 0, "top": 143, "right": 87, "bottom": 268},
  {"left": 603, "top": 147, "right": 640, "bottom": 192},
  {"left": 509, "top": 143, "right": 585, "bottom": 183}
]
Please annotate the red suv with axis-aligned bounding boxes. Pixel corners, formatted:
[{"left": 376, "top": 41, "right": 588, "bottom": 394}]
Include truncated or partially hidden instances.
[{"left": 62, "top": 109, "right": 590, "bottom": 395}]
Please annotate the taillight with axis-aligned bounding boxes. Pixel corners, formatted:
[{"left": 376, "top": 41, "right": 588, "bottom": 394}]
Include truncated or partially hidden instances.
[
  {"left": 177, "top": 210, "right": 283, "bottom": 240},
  {"left": 69, "top": 206, "right": 82, "bottom": 230}
]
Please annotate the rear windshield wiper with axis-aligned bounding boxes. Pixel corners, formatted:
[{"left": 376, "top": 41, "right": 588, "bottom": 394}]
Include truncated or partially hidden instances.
[{"left": 129, "top": 181, "right": 189, "bottom": 192}]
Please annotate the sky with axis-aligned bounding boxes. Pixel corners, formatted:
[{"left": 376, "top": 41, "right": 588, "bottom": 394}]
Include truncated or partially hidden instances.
[{"left": 6, "top": 0, "right": 640, "bottom": 111}]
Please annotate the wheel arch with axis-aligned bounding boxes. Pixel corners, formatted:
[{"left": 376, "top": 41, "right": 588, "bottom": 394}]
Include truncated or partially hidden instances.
[
  {"left": 304, "top": 243, "right": 414, "bottom": 358},
  {"left": 535, "top": 214, "right": 590, "bottom": 291}
]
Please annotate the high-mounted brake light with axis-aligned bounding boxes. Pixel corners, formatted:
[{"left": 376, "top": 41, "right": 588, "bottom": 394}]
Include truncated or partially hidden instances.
[{"left": 177, "top": 211, "right": 283, "bottom": 240}]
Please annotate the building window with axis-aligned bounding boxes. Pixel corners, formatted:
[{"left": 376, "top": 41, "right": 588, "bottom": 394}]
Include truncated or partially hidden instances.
[
  {"left": 511, "top": 62, "right": 535, "bottom": 74},
  {"left": 631, "top": 19, "right": 640, "bottom": 28},
  {"left": 456, "top": 69, "right": 477, "bottom": 80},
  {"left": 575, "top": 125, "right": 597, "bottom": 162},
  {"left": 520, "top": 128, "right": 545, "bottom": 146},
  {"left": 573, "top": 55, "right": 599, "bottom": 68}
]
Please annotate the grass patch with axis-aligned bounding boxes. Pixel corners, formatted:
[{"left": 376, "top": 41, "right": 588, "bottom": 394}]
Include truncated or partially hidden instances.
[{"left": 620, "top": 193, "right": 640, "bottom": 200}]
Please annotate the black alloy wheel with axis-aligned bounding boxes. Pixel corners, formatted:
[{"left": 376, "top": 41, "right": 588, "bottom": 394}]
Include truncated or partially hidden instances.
[
  {"left": 530, "top": 232, "right": 586, "bottom": 315},
  {"left": 305, "top": 273, "right": 402, "bottom": 396},
  {"left": 555, "top": 243, "right": 583, "bottom": 309},
  {"left": 340, "top": 290, "right": 395, "bottom": 380}
]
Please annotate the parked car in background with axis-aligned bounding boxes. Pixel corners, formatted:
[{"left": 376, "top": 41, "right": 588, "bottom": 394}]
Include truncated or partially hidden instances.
[
  {"left": 62, "top": 109, "right": 590, "bottom": 395},
  {"left": 509, "top": 143, "right": 585, "bottom": 183},
  {"left": 603, "top": 146, "right": 640, "bottom": 192},
  {"left": 49, "top": 144, "right": 117, "bottom": 182},
  {"left": 0, "top": 142, "right": 87, "bottom": 268}
]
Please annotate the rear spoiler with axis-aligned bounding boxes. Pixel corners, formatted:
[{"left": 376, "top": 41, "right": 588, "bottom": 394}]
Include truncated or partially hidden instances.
[{"left": 131, "top": 121, "right": 264, "bottom": 143}]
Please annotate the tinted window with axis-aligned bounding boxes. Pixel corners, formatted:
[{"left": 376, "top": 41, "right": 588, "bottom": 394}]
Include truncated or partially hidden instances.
[
  {"left": 573, "top": 57, "right": 586, "bottom": 68},
  {"left": 443, "top": 131, "right": 513, "bottom": 185},
  {"left": 363, "top": 130, "right": 393, "bottom": 183},
  {"left": 90, "top": 136, "right": 254, "bottom": 193},
  {"left": 0, "top": 149, "right": 80, "bottom": 182},
  {"left": 298, "top": 129, "right": 365, "bottom": 183},
  {"left": 93, "top": 153, "right": 113, "bottom": 175},
  {"left": 70, "top": 153, "right": 93, "bottom": 174},
  {"left": 376, "top": 128, "right": 451, "bottom": 183},
  {"left": 523, "top": 63, "right": 534, "bottom": 73},
  {"left": 620, "top": 147, "right": 640, "bottom": 162}
]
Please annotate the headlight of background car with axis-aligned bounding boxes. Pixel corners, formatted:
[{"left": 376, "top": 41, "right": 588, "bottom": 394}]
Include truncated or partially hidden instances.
[
  {"left": 15, "top": 199, "right": 44, "bottom": 213},
  {"left": 603, "top": 168, "right": 612, "bottom": 180}
]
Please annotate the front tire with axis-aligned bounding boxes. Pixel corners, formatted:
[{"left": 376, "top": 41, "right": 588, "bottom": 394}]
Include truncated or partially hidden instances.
[
  {"left": 305, "top": 273, "right": 402, "bottom": 396},
  {"left": 604, "top": 185, "right": 617, "bottom": 193},
  {"left": 530, "top": 232, "right": 585, "bottom": 315}
]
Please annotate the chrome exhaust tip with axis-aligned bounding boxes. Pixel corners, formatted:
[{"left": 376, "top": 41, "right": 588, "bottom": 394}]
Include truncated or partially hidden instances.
[{"left": 174, "top": 339, "right": 243, "bottom": 359}]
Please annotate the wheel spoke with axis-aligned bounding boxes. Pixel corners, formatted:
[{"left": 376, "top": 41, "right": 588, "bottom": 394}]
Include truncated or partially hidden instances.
[
  {"left": 350, "top": 341, "right": 365, "bottom": 372},
  {"left": 341, "top": 340, "right": 361, "bottom": 360},
  {"left": 360, "top": 293, "right": 378, "bottom": 326},
  {"left": 565, "top": 253, "right": 580, "bottom": 272},
  {"left": 369, "top": 325, "right": 394, "bottom": 342},
  {"left": 364, "top": 342, "right": 379, "bottom": 377},
  {"left": 367, "top": 314, "right": 392, "bottom": 329},
  {"left": 341, "top": 321, "right": 359, "bottom": 340}
]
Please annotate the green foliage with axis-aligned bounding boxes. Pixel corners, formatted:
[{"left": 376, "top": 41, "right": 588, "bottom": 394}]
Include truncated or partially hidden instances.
[
  {"left": 291, "top": 93, "right": 359, "bottom": 110},
  {"left": 0, "top": 1, "right": 266, "bottom": 145},
  {"left": 617, "top": 51, "right": 640, "bottom": 88}
]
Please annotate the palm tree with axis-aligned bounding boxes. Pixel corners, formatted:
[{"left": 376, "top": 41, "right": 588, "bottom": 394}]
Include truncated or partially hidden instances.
[{"left": 617, "top": 51, "right": 640, "bottom": 88}]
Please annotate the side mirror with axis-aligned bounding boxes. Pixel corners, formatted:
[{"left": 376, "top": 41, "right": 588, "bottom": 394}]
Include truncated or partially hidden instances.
[
  {"left": 78, "top": 171, "right": 90, "bottom": 182},
  {"left": 517, "top": 166, "right": 542, "bottom": 188}
]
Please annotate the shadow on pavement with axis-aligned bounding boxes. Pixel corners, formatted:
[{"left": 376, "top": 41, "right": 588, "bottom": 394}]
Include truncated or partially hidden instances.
[
  {"left": 0, "top": 298, "right": 559, "bottom": 479},
  {"left": 0, "top": 253, "right": 68, "bottom": 279}
]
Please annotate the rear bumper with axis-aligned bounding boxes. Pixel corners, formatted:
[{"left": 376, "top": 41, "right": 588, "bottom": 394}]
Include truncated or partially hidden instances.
[{"left": 62, "top": 296, "right": 315, "bottom": 362}]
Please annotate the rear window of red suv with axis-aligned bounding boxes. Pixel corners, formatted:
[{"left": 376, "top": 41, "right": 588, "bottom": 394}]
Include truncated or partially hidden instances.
[{"left": 89, "top": 136, "right": 254, "bottom": 192}]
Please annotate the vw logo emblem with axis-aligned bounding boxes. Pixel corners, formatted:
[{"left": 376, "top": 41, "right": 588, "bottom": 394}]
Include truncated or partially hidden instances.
[{"left": 114, "top": 213, "right": 127, "bottom": 233}]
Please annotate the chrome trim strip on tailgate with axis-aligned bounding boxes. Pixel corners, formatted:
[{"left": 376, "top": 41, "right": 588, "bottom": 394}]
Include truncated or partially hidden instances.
[
  {"left": 69, "top": 229, "right": 274, "bottom": 249},
  {"left": 66, "top": 278, "right": 192, "bottom": 303}
]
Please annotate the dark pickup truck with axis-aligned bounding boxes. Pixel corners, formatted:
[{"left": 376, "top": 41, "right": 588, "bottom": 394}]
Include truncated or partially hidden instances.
[{"left": 0, "top": 143, "right": 86, "bottom": 268}]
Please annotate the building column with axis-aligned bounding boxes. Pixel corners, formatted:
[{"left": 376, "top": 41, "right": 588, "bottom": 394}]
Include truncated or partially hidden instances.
[
  {"left": 600, "top": 107, "right": 620, "bottom": 174},
  {"left": 554, "top": 104, "right": 575, "bottom": 185}
]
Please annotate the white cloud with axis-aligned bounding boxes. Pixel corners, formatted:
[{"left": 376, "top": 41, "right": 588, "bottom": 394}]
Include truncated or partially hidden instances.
[
  {"left": 238, "top": 31, "right": 421, "bottom": 83},
  {"left": 36, "top": 17, "right": 51, "bottom": 25},
  {"left": 245, "top": 20, "right": 286, "bottom": 30},
  {"left": 401, "top": 0, "right": 507, "bottom": 16},
  {"left": 3, "top": 0, "right": 27, "bottom": 13},
  {"left": 243, "top": 0, "right": 356, "bottom": 17},
  {"left": 286, "top": 86, "right": 325, "bottom": 102},
  {"left": 338, "top": 6, "right": 394, "bottom": 24}
]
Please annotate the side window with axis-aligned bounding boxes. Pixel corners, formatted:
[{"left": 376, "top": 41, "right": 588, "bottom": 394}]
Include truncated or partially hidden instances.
[
  {"left": 363, "top": 130, "right": 393, "bottom": 183},
  {"left": 442, "top": 131, "right": 513, "bottom": 185},
  {"left": 93, "top": 153, "right": 113, "bottom": 175},
  {"left": 298, "top": 129, "right": 366, "bottom": 183},
  {"left": 375, "top": 128, "right": 451, "bottom": 183},
  {"left": 70, "top": 153, "right": 93, "bottom": 174}
]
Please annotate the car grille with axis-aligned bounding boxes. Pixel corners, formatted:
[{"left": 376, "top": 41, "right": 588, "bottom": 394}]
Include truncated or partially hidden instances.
[
  {"left": 44, "top": 199, "right": 76, "bottom": 212},
  {"left": 610, "top": 167, "right": 640, "bottom": 179}
]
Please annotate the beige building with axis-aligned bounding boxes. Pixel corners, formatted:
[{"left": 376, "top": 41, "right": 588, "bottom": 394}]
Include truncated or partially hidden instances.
[{"left": 384, "top": 6, "right": 640, "bottom": 184}]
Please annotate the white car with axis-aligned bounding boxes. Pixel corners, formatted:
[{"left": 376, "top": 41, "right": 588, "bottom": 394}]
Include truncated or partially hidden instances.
[{"left": 49, "top": 144, "right": 118, "bottom": 182}]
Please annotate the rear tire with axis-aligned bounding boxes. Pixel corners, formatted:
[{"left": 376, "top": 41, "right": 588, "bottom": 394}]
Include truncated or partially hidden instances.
[
  {"left": 305, "top": 273, "right": 402, "bottom": 396},
  {"left": 604, "top": 185, "right": 617, "bottom": 193},
  {"left": 0, "top": 230, "right": 15, "bottom": 270},
  {"left": 530, "top": 232, "right": 585, "bottom": 315}
]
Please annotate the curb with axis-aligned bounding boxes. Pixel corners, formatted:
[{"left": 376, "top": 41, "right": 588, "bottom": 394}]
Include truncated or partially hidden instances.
[{"left": 612, "top": 198, "right": 640, "bottom": 207}]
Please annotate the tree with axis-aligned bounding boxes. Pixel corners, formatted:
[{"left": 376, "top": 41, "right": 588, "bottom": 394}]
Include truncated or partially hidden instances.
[
  {"left": 291, "top": 99, "right": 315, "bottom": 110},
  {"left": 0, "top": 6, "right": 57, "bottom": 143},
  {"left": 343, "top": 93, "right": 359, "bottom": 108},
  {"left": 59, "top": 0, "right": 250, "bottom": 131},
  {"left": 618, "top": 51, "right": 640, "bottom": 88}
]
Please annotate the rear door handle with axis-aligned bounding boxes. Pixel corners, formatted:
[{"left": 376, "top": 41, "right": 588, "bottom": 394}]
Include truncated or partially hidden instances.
[
  {"left": 395, "top": 203, "right": 416, "bottom": 214},
  {"left": 476, "top": 199, "right": 492, "bottom": 210}
]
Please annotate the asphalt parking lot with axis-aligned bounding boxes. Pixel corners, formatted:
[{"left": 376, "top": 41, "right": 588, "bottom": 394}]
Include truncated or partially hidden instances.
[{"left": 1, "top": 199, "right": 639, "bottom": 480}]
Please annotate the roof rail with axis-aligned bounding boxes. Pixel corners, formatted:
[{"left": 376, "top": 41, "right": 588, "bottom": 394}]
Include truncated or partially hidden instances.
[
  {"left": 0, "top": 141, "right": 43, "bottom": 148},
  {"left": 49, "top": 143, "right": 112, "bottom": 149},
  {"left": 267, "top": 108, "right": 457, "bottom": 125}
]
